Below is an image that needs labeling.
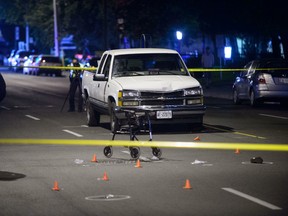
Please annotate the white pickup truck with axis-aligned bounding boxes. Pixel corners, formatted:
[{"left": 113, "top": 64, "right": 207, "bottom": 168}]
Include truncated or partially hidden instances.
[{"left": 82, "top": 48, "right": 205, "bottom": 132}]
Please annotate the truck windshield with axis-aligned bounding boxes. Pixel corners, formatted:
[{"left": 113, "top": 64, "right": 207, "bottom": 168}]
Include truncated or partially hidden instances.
[{"left": 112, "top": 54, "right": 189, "bottom": 77}]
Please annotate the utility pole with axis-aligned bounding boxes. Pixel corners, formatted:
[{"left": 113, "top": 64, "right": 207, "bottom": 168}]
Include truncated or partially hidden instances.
[
  {"left": 53, "top": 0, "right": 59, "bottom": 56},
  {"left": 103, "top": 0, "right": 108, "bottom": 50},
  {"left": 25, "top": 24, "right": 29, "bottom": 51}
]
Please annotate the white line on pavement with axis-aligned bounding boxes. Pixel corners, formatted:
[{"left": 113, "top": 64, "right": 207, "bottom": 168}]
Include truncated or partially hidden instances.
[
  {"left": 207, "top": 105, "right": 221, "bottom": 109},
  {"left": 0, "top": 106, "right": 10, "bottom": 110},
  {"left": 62, "top": 129, "right": 83, "bottom": 137},
  {"left": 222, "top": 188, "right": 282, "bottom": 210},
  {"left": 25, "top": 115, "right": 40, "bottom": 121},
  {"left": 259, "top": 113, "right": 288, "bottom": 120}
]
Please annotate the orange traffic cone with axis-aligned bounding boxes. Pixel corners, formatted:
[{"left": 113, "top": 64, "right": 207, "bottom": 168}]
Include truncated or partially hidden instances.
[
  {"left": 52, "top": 181, "right": 60, "bottom": 191},
  {"left": 91, "top": 154, "right": 98, "bottom": 162},
  {"left": 194, "top": 136, "right": 200, "bottom": 141},
  {"left": 135, "top": 159, "right": 142, "bottom": 168},
  {"left": 102, "top": 172, "right": 109, "bottom": 181},
  {"left": 235, "top": 148, "right": 240, "bottom": 154},
  {"left": 183, "top": 179, "right": 192, "bottom": 189}
]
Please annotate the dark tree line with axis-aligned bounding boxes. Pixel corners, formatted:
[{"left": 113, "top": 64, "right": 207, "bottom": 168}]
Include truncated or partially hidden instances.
[{"left": 0, "top": 0, "right": 287, "bottom": 58}]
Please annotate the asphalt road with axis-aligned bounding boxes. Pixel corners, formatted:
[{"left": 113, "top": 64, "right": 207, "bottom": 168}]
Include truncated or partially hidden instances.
[{"left": 0, "top": 71, "right": 288, "bottom": 216}]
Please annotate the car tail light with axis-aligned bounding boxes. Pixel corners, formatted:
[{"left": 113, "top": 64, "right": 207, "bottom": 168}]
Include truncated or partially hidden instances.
[{"left": 258, "top": 74, "right": 266, "bottom": 84}]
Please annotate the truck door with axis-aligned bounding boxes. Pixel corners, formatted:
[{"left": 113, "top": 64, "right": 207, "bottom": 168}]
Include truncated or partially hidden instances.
[
  {"left": 89, "top": 54, "right": 107, "bottom": 101},
  {"left": 96, "top": 55, "right": 112, "bottom": 105}
]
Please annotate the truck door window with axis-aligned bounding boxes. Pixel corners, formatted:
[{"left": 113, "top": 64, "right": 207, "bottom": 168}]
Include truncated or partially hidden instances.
[
  {"left": 97, "top": 54, "right": 107, "bottom": 74},
  {"left": 102, "top": 55, "right": 111, "bottom": 78}
]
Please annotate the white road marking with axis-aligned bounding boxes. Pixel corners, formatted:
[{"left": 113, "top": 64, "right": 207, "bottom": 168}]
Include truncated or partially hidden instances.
[
  {"left": 25, "top": 115, "right": 40, "bottom": 121},
  {"left": 62, "top": 129, "right": 83, "bottom": 137},
  {"left": 207, "top": 106, "right": 221, "bottom": 109},
  {"left": 259, "top": 113, "right": 288, "bottom": 120},
  {"left": 241, "top": 161, "right": 274, "bottom": 165},
  {"left": 63, "top": 125, "right": 89, "bottom": 128},
  {"left": 222, "top": 188, "right": 282, "bottom": 210},
  {"left": 0, "top": 106, "right": 10, "bottom": 110},
  {"left": 14, "top": 105, "right": 31, "bottom": 108}
]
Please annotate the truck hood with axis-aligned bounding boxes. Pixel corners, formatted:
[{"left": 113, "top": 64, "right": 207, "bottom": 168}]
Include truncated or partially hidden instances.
[{"left": 112, "top": 75, "right": 200, "bottom": 92}]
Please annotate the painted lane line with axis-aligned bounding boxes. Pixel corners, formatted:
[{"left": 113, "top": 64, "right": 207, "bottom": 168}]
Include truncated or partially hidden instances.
[
  {"left": 25, "top": 115, "right": 40, "bottom": 121},
  {"left": 63, "top": 125, "right": 89, "bottom": 128},
  {"left": 204, "top": 124, "right": 266, "bottom": 139},
  {"left": 207, "top": 106, "right": 221, "bottom": 109},
  {"left": 0, "top": 106, "right": 10, "bottom": 110},
  {"left": 62, "top": 129, "right": 83, "bottom": 137},
  {"left": 259, "top": 113, "right": 288, "bottom": 120},
  {"left": 222, "top": 188, "right": 282, "bottom": 210}
]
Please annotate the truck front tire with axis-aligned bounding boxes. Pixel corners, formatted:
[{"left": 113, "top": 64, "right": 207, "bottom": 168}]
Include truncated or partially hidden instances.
[
  {"left": 109, "top": 101, "right": 120, "bottom": 133},
  {"left": 86, "top": 99, "right": 100, "bottom": 126}
]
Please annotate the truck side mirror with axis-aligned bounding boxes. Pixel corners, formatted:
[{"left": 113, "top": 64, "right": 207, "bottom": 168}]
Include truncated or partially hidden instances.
[{"left": 93, "top": 74, "right": 108, "bottom": 81}]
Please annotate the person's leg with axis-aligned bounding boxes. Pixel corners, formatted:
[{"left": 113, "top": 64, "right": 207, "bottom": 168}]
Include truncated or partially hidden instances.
[
  {"left": 68, "top": 81, "right": 77, "bottom": 112},
  {"left": 77, "top": 82, "right": 83, "bottom": 112}
]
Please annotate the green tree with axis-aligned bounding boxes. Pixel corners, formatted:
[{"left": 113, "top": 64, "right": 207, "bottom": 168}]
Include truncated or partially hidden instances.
[
  {"left": 0, "top": 0, "right": 118, "bottom": 52},
  {"left": 122, "top": 0, "right": 200, "bottom": 47}
]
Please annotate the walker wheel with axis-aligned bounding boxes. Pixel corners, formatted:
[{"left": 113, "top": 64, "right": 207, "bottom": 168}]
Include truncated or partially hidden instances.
[
  {"left": 130, "top": 147, "right": 140, "bottom": 159},
  {"left": 103, "top": 146, "right": 113, "bottom": 158},
  {"left": 152, "top": 147, "right": 162, "bottom": 158}
]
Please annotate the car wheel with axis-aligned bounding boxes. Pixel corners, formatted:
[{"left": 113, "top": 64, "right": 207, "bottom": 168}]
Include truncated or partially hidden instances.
[
  {"left": 109, "top": 101, "right": 120, "bottom": 133},
  {"left": 233, "top": 89, "right": 241, "bottom": 105},
  {"left": 250, "top": 90, "right": 261, "bottom": 107},
  {"left": 86, "top": 99, "right": 100, "bottom": 126}
]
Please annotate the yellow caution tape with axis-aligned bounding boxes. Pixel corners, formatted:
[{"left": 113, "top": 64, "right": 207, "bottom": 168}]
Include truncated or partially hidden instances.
[
  {"left": 0, "top": 65, "right": 97, "bottom": 71},
  {"left": 2, "top": 65, "right": 288, "bottom": 72},
  {"left": 187, "top": 67, "right": 288, "bottom": 72},
  {"left": 0, "top": 138, "right": 287, "bottom": 152}
]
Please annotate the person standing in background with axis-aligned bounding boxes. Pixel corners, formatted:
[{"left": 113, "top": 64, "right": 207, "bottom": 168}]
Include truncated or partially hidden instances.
[
  {"left": 201, "top": 46, "right": 214, "bottom": 88},
  {"left": 68, "top": 58, "right": 83, "bottom": 112}
]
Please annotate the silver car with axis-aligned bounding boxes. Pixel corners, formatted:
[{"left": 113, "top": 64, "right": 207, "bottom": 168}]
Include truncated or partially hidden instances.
[{"left": 233, "top": 59, "right": 288, "bottom": 106}]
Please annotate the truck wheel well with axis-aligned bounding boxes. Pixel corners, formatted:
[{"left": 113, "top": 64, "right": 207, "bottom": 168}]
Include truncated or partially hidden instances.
[
  {"left": 83, "top": 89, "right": 89, "bottom": 100},
  {"left": 108, "top": 96, "right": 115, "bottom": 104}
]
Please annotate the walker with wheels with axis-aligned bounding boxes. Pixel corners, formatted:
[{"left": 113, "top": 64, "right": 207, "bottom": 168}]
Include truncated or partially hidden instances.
[{"left": 103, "top": 109, "right": 162, "bottom": 159}]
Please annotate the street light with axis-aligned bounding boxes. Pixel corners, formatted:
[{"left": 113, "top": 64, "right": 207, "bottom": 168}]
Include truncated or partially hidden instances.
[
  {"left": 224, "top": 46, "right": 232, "bottom": 59},
  {"left": 176, "top": 31, "right": 182, "bottom": 53},
  {"left": 176, "top": 31, "right": 183, "bottom": 40}
]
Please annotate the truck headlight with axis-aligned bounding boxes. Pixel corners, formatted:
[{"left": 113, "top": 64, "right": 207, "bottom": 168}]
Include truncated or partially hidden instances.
[
  {"left": 184, "top": 87, "right": 203, "bottom": 96},
  {"left": 118, "top": 90, "right": 140, "bottom": 107},
  {"left": 121, "top": 90, "right": 140, "bottom": 98}
]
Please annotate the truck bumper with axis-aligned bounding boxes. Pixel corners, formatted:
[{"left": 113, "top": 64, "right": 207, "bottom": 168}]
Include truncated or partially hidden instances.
[{"left": 114, "top": 105, "right": 206, "bottom": 124}]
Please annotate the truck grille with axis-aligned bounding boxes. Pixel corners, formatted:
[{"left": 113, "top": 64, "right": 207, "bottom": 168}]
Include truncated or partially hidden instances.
[
  {"left": 141, "top": 99, "right": 184, "bottom": 106},
  {"left": 140, "top": 91, "right": 184, "bottom": 106},
  {"left": 141, "top": 91, "right": 183, "bottom": 98}
]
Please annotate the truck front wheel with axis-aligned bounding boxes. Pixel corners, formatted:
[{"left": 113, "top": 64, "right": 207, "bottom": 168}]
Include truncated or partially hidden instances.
[
  {"left": 109, "top": 101, "right": 120, "bottom": 133},
  {"left": 86, "top": 99, "right": 100, "bottom": 126}
]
